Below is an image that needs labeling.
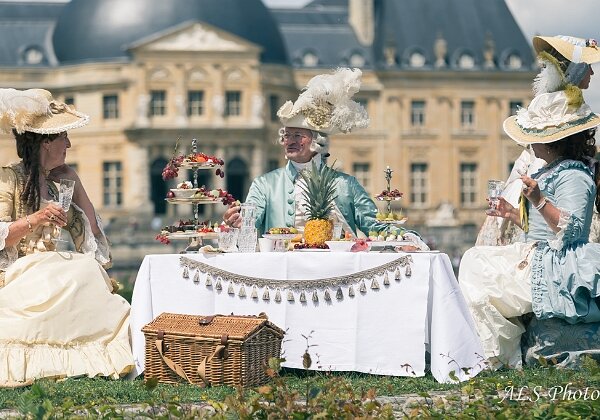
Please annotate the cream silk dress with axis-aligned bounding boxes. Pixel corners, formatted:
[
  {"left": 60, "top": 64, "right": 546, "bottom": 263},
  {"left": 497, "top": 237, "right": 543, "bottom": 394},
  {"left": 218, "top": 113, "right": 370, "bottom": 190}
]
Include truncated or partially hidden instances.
[{"left": 0, "top": 163, "right": 133, "bottom": 386}]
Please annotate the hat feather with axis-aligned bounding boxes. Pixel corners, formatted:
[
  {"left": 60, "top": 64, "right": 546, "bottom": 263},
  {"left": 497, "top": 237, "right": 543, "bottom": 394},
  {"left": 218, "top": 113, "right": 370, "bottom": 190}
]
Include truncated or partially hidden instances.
[
  {"left": 0, "top": 88, "right": 52, "bottom": 133},
  {"left": 533, "top": 51, "right": 566, "bottom": 96}
]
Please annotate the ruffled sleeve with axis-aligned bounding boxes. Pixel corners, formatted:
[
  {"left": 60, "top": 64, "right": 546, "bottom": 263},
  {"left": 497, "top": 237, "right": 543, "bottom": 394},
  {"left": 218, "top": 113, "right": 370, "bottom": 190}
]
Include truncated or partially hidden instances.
[
  {"left": 538, "top": 161, "right": 594, "bottom": 250},
  {"left": 0, "top": 167, "right": 18, "bottom": 278},
  {"left": 66, "top": 203, "right": 112, "bottom": 268}
]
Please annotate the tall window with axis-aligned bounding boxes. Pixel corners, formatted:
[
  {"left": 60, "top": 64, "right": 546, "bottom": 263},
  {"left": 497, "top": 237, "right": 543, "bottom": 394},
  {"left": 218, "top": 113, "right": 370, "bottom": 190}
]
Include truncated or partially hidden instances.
[
  {"left": 64, "top": 96, "right": 74, "bottom": 106},
  {"left": 352, "top": 163, "right": 370, "bottom": 189},
  {"left": 411, "top": 100, "right": 425, "bottom": 127},
  {"left": 225, "top": 91, "right": 241, "bottom": 116},
  {"left": 410, "top": 163, "right": 428, "bottom": 207},
  {"left": 267, "top": 159, "right": 279, "bottom": 173},
  {"left": 150, "top": 90, "right": 166, "bottom": 116},
  {"left": 102, "top": 94, "right": 119, "bottom": 119},
  {"left": 356, "top": 98, "right": 368, "bottom": 110},
  {"left": 461, "top": 100, "right": 475, "bottom": 128},
  {"left": 103, "top": 161, "right": 123, "bottom": 207},
  {"left": 269, "top": 94, "right": 279, "bottom": 122},
  {"left": 460, "top": 163, "right": 478, "bottom": 206},
  {"left": 509, "top": 100, "right": 522, "bottom": 117},
  {"left": 187, "top": 90, "right": 204, "bottom": 116}
]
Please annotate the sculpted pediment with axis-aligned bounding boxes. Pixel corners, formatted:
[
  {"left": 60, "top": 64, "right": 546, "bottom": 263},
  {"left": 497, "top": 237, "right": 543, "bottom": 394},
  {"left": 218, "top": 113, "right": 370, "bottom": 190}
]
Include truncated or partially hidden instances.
[{"left": 128, "top": 21, "right": 260, "bottom": 53}]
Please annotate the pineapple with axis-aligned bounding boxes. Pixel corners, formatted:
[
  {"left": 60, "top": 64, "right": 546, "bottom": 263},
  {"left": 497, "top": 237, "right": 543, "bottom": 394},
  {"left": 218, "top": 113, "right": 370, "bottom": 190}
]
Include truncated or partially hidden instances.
[{"left": 299, "top": 161, "right": 338, "bottom": 245}]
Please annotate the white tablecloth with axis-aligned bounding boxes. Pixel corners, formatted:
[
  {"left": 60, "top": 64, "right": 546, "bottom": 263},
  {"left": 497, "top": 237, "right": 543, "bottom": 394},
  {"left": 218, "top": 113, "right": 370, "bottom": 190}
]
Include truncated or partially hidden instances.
[{"left": 130, "top": 252, "right": 484, "bottom": 383}]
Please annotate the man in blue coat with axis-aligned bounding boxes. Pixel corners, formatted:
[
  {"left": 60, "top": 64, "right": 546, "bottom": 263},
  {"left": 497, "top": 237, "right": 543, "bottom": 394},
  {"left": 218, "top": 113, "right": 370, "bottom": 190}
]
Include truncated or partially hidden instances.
[{"left": 223, "top": 68, "right": 427, "bottom": 247}]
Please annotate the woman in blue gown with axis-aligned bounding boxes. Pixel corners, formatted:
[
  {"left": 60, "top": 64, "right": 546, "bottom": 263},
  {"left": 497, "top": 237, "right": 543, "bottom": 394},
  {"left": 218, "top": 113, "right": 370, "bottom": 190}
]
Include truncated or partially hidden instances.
[{"left": 459, "top": 86, "right": 600, "bottom": 369}]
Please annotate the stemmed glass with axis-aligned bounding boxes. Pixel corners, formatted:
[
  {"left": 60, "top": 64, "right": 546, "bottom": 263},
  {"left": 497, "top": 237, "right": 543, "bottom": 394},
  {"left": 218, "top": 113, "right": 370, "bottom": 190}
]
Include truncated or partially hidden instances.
[
  {"left": 52, "top": 179, "right": 76, "bottom": 243},
  {"left": 487, "top": 180, "right": 504, "bottom": 211}
]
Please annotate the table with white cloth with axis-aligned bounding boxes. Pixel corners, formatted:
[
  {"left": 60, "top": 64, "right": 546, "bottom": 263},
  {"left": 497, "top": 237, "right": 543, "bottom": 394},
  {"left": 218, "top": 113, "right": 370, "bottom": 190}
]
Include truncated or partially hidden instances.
[{"left": 130, "top": 251, "right": 485, "bottom": 383}]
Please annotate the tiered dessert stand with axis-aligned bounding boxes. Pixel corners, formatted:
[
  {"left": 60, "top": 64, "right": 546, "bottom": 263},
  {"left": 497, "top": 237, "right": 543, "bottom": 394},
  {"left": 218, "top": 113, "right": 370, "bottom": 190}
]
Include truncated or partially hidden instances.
[
  {"left": 375, "top": 166, "right": 407, "bottom": 226},
  {"left": 163, "top": 138, "right": 224, "bottom": 253}
]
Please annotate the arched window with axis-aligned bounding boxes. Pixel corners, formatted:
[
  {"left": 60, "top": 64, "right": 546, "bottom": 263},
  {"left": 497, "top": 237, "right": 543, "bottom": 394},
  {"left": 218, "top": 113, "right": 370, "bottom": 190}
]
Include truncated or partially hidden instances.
[
  {"left": 409, "top": 51, "right": 426, "bottom": 68},
  {"left": 458, "top": 53, "right": 475, "bottom": 69},
  {"left": 506, "top": 53, "right": 522, "bottom": 69},
  {"left": 22, "top": 46, "right": 44, "bottom": 65},
  {"left": 302, "top": 51, "right": 319, "bottom": 67},
  {"left": 349, "top": 52, "right": 365, "bottom": 68},
  {"left": 226, "top": 157, "right": 249, "bottom": 202}
]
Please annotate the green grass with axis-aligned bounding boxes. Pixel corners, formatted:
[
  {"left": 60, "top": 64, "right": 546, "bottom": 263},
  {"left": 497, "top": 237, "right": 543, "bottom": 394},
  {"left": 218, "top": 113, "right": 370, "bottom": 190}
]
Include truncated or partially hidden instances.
[{"left": 1, "top": 363, "right": 599, "bottom": 411}]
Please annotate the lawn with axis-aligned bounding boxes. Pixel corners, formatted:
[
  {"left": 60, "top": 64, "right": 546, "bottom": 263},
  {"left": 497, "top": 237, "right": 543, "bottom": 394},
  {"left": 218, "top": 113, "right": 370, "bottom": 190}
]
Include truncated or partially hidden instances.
[{"left": 1, "top": 360, "right": 600, "bottom": 418}]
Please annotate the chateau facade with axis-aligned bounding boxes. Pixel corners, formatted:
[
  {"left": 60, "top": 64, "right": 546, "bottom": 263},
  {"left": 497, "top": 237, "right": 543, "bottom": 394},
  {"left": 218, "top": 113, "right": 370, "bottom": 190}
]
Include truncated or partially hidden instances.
[{"left": 0, "top": 0, "right": 536, "bottom": 252}]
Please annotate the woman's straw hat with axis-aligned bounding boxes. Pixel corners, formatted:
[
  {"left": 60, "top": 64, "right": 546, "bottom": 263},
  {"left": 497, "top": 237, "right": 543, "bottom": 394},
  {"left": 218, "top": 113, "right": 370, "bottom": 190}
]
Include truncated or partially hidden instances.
[
  {"left": 533, "top": 35, "right": 600, "bottom": 64},
  {"left": 503, "top": 89, "right": 600, "bottom": 144},
  {"left": 0, "top": 88, "right": 89, "bottom": 135}
]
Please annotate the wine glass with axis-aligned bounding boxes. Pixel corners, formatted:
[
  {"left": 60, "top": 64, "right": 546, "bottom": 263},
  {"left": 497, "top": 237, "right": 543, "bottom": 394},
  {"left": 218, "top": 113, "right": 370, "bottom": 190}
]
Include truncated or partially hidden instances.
[
  {"left": 53, "top": 179, "right": 76, "bottom": 243},
  {"left": 487, "top": 180, "right": 504, "bottom": 211}
]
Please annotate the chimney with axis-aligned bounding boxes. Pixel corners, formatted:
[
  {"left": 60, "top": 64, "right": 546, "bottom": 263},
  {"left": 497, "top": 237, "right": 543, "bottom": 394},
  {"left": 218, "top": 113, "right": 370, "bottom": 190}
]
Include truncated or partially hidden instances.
[{"left": 349, "top": 0, "right": 374, "bottom": 46}]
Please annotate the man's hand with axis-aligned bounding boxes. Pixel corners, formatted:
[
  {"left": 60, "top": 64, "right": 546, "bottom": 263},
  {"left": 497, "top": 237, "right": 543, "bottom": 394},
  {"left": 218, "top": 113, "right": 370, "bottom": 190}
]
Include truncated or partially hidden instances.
[{"left": 223, "top": 203, "right": 242, "bottom": 228}]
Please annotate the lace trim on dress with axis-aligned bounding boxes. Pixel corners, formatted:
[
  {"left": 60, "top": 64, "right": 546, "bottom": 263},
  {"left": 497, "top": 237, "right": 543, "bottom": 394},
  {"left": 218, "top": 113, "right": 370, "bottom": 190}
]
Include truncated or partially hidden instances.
[
  {"left": 530, "top": 242, "right": 548, "bottom": 318},
  {"left": 0, "top": 222, "right": 18, "bottom": 275},
  {"left": 71, "top": 203, "right": 110, "bottom": 265},
  {"left": 547, "top": 207, "right": 583, "bottom": 250},
  {"left": 534, "top": 159, "right": 593, "bottom": 191}
]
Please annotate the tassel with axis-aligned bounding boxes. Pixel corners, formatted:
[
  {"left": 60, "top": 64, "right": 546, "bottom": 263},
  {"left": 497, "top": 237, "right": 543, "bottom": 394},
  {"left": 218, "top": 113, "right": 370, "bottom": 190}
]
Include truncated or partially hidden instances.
[
  {"left": 238, "top": 285, "right": 246, "bottom": 298},
  {"left": 215, "top": 278, "right": 222, "bottom": 291},
  {"left": 395, "top": 267, "right": 401, "bottom": 281},
  {"left": 203, "top": 272, "right": 210, "bottom": 286},
  {"left": 262, "top": 288, "right": 270, "bottom": 301},
  {"left": 193, "top": 270, "right": 200, "bottom": 284},
  {"left": 287, "top": 291, "right": 295, "bottom": 302},
  {"left": 251, "top": 286, "right": 258, "bottom": 299},
  {"left": 324, "top": 289, "right": 331, "bottom": 301},
  {"left": 312, "top": 290, "right": 319, "bottom": 302},
  {"left": 182, "top": 266, "right": 189, "bottom": 279},
  {"left": 371, "top": 277, "right": 379, "bottom": 290},
  {"left": 405, "top": 265, "right": 412, "bottom": 277},
  {"left": 348, "top": 285, "right": 355, "bottom": 297},
  {"left": 228, "top": 283, "right": 235, "bottom": 295},
  {"left": 519, "top": 193, "right": 529, "bottom": 234},
  {"left": 300, "top": 291, "right": 306, "bottom": 303},
  {"left": 275, "top": 289, "right": 282, "bottom": 303},
  {"left": 383, "top": 272, "right": 390, "bottom": 286},
  {"left": 359, "top": 280, "right": 367, "bottom": 294},
  {"left": 336, "top": 287, "right": 343, "bottom": 300}
]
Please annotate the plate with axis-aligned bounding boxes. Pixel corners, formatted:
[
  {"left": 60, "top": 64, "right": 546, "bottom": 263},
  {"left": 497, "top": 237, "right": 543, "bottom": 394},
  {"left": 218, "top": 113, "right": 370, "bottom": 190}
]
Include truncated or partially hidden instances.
[
  {"left": 294, "top": 248, "right": 330, "bottom": 252},
  {"left": 377, "top": 218, "right": 408, "bottom": 225},
  {"left": 368, "top": 240, "right": 412, "bottom": 247},
  {"left": 262, "top": 233, "right": 298, "bottom": 240},
  {"left": 165, "top": 231, "right": 199, "bottom": 239},
  {"left": 375, "top": 196, "right": 403, "bottom": 201},
  {"left": 180, "top": 161, "right": 222, "bottom": 169},
  {"left": 166, "top": 197, "right": 224, "bottom": 204}
]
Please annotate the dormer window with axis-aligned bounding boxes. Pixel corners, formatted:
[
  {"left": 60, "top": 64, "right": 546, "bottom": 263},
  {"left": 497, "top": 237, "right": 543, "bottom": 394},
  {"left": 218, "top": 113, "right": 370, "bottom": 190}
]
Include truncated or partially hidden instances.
[
  {"left": 302, "top": 51, "right": 319, "bottom": 67},
  {"left": 458, "top": 53, "right": 475, "bottom": 69},
  {"left": 409, "top": 51, "right": 426, "bottom": 68},
  {"left": 349, "top": 52, "right": 365, "bottom": 68},
  {"left": 22, "top": 46, "right": 44, "bottom": 65},
  {"left": 506, "top": 53, "right": 522, "bottom": 69}
]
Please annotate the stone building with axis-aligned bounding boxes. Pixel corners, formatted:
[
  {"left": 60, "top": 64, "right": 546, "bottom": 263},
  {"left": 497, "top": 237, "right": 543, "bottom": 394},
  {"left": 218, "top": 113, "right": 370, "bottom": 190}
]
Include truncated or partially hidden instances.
[{"left": 0, "top": 0, "right": 536, "bottom": 258}]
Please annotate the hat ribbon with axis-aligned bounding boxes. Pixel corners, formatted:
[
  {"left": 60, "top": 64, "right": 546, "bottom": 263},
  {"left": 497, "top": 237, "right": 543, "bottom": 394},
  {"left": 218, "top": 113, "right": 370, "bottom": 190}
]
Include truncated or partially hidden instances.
[{"left": 49, "top": 101, "right": 69, "bottom": 115}]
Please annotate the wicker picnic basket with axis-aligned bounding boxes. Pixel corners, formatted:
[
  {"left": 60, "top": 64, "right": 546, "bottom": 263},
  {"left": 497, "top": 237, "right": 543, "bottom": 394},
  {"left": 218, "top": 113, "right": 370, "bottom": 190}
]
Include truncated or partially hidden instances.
[{"left": 142, "top": 313, "right": 285, "bottom": 387}]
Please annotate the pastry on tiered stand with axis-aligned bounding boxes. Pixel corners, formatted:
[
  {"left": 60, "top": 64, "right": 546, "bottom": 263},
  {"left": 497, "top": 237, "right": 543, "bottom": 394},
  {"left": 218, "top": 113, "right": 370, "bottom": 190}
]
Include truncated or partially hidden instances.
[
  {"left": 156, "top": 139, "right": 235, "bottom": 251},
  {"left": 375, "top": 188, "right": 407, "bottom": 225}
]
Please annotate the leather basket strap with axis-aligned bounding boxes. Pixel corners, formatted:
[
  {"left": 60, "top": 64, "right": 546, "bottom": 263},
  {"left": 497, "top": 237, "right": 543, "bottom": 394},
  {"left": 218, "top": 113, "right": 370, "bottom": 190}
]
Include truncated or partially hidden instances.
[
  {"left": 154, "top": 339, "right": 192, "bottom": 384},
  {"left": 197, "top": 334, "right": 229, "bottom": 385}
]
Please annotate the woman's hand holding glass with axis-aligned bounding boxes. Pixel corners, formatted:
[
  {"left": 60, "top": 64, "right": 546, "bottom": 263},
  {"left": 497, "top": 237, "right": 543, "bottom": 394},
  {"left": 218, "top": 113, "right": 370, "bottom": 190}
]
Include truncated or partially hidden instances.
[
  {"left": 52, "top": 179, "right": 76, "bottom": 243},
  {"left": 32, "top": 203, "right": 67, "bottom": 228}
]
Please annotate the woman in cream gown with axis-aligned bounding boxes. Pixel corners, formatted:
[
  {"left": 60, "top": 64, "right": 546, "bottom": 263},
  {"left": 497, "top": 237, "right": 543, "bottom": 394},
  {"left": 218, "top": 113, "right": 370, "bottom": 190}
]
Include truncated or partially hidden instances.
[{"left": 0, "top": 88, "right": 132, "bottom": 387}]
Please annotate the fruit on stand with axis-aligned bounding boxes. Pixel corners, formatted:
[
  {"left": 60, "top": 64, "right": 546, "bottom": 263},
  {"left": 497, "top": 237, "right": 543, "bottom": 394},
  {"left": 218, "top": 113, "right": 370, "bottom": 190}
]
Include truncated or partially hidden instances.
[{"left": 299, "top": 161, "right": 337, "bottom": 246}]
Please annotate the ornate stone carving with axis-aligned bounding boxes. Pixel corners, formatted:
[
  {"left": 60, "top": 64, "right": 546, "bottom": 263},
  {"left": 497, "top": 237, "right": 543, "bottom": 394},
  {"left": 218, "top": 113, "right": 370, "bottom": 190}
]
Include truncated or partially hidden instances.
[
  {"left": 434, "top": 32, "right": 447, "bottom": 68},
  {"left": 147, "top": 23, "right": 245, "bottom": 51},
  {"left": 484, "top": 32, "right": 496, "bottom": 69}
]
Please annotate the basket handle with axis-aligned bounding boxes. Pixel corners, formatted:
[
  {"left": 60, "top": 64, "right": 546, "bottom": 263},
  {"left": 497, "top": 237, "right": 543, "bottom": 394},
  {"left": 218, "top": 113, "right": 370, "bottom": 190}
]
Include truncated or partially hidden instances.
[
  {"left": 197, "top": 334, "right": 229, "bottom": 386},
  {"left": 154, "top": 336, "right": 193, "bottom": 385}
]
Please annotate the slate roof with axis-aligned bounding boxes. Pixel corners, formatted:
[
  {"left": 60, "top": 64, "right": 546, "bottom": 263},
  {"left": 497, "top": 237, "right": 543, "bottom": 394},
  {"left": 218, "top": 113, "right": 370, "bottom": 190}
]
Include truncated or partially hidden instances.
[{"left": 273, "top": 0, "right": 535, "bottom": 71}]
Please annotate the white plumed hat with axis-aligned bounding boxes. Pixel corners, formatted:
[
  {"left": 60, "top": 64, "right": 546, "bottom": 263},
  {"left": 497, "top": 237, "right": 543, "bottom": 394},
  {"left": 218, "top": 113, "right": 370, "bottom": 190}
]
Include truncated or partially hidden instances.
[{"left": 277, "top": 67, "right": 369, "bottom": 135}]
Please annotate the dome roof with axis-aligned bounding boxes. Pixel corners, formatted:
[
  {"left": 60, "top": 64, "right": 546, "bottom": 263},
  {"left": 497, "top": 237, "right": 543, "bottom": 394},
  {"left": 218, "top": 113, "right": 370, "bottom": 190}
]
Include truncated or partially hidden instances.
[{"left": 52, "top": 0, "right": 288, "bottom": 64}]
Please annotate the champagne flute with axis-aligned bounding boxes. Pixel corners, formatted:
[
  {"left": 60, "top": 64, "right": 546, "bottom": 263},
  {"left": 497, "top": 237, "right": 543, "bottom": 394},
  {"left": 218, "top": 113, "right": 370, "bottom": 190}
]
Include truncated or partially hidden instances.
[
  {"left": 53, "top": 179, "right": 76, "bottom": 243},
  {"left": 487, "top": 180, "right": 504, "bottom": 211}
]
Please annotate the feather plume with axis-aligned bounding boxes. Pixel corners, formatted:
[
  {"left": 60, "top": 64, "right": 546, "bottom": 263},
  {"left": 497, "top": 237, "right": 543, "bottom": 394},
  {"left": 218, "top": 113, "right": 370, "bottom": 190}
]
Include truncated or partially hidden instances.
[
  {"left": 532, "top": 52, "right": 566, "bottom": 96},
  {"left": 564, "top": 84, "right": 584, "bottom": 109},
  {"left": 0, "top": 88, "right": 51, "bottom": 133}
]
